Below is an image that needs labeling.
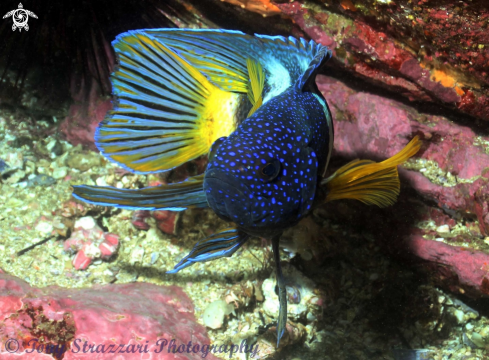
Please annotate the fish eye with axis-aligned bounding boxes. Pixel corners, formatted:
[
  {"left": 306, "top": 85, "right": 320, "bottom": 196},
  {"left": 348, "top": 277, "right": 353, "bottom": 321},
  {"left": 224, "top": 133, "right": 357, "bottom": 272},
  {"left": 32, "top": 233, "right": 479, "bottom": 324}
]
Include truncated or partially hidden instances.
[
  {"left": 208, "top": 137, "right": 227, "bottom": 162},
  {"left": 260, "top": 159, "right": 281, "bottom": 182}
]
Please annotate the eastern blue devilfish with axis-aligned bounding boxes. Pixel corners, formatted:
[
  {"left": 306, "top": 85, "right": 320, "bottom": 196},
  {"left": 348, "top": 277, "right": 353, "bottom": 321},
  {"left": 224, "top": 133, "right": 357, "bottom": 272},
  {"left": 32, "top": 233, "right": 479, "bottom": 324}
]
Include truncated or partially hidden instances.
[{"left": 72, "top": 29, "right": 421, "bottom": 346}]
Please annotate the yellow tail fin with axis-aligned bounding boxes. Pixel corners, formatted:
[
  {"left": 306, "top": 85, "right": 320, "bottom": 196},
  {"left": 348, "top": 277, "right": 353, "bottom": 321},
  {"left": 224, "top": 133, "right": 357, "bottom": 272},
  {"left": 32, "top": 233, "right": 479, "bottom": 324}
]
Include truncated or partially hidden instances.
[{"left": 323, "top": 136, "right": 422, "bottom": 207}]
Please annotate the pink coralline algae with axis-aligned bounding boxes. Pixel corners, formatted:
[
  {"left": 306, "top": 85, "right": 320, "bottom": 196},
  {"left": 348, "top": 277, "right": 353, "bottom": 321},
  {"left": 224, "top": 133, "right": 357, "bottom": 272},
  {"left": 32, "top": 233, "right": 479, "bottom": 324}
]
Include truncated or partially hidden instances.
[
  {"left": 153, "top": 210, "right": 180, "bottom": 236},
  {"left": 407, "top": 235, "right": 489, "bottom": 296},
  {"left": 131, "top": 210, "right": 180, "bottom": 235},
  {"left": 0, "top": 273, "right": 218, "bottom": 359},
  {"left": 227, "top": 0, "right": 489, "bottom": 121},
  {"left": 317, "top": 74, "right": 489, "bottom": 298},
  {"left": 63, "top": 216, "right": 119, "bottom": 270},
  {"left": 131, "top": 210, "right": 152, "bottom": 231},
  {"left": 317, "top": 75, "right": 489, "bottom": 182},
  {"left": 59, "top": 80, "right": 112, "bottom": 151}
]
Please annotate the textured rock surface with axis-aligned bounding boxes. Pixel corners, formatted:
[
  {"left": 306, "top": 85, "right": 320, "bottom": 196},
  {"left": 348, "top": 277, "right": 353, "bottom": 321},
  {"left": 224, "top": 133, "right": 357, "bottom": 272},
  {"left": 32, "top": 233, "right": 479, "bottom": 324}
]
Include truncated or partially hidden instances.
[
  {"left": 58, "top": 81, "right": 112, "bottom": 151},
  {"left": 223, "top": 0, "right": 489, "bottom": 121},
  {"left": 220, "top": 0, "right": 280, "bottom": 16},
  {"left": 0, "top": 274, "right": 217, "bottom": 359},
  {"left": 318, "top": 74, "right": 489, "bottom": 298}
]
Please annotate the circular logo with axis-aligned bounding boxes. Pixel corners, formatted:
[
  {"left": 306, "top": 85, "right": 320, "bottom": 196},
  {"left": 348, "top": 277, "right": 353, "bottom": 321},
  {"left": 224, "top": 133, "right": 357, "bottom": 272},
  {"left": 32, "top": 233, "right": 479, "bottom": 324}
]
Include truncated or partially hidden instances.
[
  {"left": 5, "top": 338, "right": 19, "bottom": 353},
  {"left": 12, "top": 9, "right": 28, "bottom": 28}
]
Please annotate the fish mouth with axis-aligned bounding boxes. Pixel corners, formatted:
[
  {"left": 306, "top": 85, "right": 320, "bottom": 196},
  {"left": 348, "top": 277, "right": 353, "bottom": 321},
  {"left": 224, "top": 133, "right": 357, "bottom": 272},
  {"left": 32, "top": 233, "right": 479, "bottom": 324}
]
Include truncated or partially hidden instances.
[{"left": 204, "top": 169, "right": 253, "bottom": 226}]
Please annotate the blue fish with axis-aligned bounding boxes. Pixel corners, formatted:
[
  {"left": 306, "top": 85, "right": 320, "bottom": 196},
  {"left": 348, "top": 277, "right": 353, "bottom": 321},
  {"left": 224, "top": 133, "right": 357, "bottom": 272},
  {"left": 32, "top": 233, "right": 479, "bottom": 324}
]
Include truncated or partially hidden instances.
[{"left": 72, "top": 29, "right": 421, "bottom": 346}]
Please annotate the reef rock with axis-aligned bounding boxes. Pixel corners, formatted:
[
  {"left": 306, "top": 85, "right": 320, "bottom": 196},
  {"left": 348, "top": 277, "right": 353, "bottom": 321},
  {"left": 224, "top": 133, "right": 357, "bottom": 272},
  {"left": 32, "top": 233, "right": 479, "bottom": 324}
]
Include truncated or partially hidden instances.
[
  {"left": 317, "top": 74, "right": 489, "bottom": 299},
  {"left": 262, "top": 264, "right": 322, "bottom": 321},
  {"left": 223, "top": 0, "right": 489, "bottom": 121},
  {"left": 58, "top": 81, "right": 112, "bottom": 151},
  {"left": 0, "top": 274, "right": 218, "bottom": 359}
]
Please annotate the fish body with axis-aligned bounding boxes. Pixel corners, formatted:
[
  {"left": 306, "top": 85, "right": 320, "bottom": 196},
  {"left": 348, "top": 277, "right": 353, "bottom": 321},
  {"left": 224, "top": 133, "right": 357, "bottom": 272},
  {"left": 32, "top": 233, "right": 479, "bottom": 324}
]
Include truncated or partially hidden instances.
[
  {"left": 204, "top": 85, "right": 331, "bottom": 238},
  {"left": 72, "top": 28, "right": 421, "bottom": 347}
]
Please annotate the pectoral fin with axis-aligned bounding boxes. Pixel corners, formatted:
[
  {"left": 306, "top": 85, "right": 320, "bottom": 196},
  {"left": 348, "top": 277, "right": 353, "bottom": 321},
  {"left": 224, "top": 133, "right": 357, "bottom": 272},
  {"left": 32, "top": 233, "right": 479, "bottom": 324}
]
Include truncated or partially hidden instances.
[
  {"left": 167, "top": 228, "right": 248, "bottom": 273},
  {"left": 323, "top": 136, "right": 422, "bottom": 207},
  {"left": 72, "top": 175, "right": 206, "bottom": 211}
]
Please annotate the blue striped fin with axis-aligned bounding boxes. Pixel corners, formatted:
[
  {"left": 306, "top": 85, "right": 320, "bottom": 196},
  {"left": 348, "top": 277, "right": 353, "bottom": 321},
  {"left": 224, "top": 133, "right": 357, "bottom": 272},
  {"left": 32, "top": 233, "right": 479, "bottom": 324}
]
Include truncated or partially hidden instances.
[
  {"left": 295, "top": 46, "right": 332, "bottom": 93},
  {"left": 167, "top": 228, "right": 249, "bottom": 273},
  {"left": 145, "top": 28, "right": 325, "bottom": 103},
  {"left": 96, "top": 30, "right": 237, "bottom": 174},
  {"left": 71, "top": 175, "right": 207, "bottom": 211}
]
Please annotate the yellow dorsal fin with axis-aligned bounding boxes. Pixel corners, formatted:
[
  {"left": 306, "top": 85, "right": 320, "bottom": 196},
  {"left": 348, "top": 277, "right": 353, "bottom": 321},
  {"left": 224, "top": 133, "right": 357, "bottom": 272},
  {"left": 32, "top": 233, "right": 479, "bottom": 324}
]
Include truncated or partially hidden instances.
[
  {"left": 323, "top": 136, "right": 422, "bottom": 207},
  {"left": 246, "top": 58, "right": 265, "bottom": 117}
]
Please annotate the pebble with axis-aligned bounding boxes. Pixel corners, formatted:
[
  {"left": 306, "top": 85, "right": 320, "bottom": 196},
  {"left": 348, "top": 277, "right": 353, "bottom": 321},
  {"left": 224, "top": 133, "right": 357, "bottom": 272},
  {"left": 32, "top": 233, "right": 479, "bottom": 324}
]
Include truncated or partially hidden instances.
[
  {"left": 468, "top": 332, "right": 487, "bottom": 348},
  {"left": 52, "top": 167, "right": 68, "bottom": 179},
  {"left": 202, "top": 300, "right": 234, "bottom": 329},
  {"left": 74, "top": 216, "right": 97, "bottom": 230},
  {"left": 5, "top": 151, "right": 23, "bottom": 170},
  {"left": 453, "top": 309, "right": 465, "bottom": 324},
  {"left": 35, "top": 221, "right": 54, "bottom": 235},
  {"left": 26, "top": 174, "right": 55, "bottom": 187},
  {"left": 436, "top": 224, "right": 450, "bottom": 234},
  {"left": 150, "top": 252, "right": 160, "bottom": 265},
  {"left": 96, "top": 177, "right": 109, "bottom": 186},
  {"left": 66, "top": 153, "right": 101, "bottom": 172},
  {"left": 129, "top": 247, "right": 145, "bottom": 265}
]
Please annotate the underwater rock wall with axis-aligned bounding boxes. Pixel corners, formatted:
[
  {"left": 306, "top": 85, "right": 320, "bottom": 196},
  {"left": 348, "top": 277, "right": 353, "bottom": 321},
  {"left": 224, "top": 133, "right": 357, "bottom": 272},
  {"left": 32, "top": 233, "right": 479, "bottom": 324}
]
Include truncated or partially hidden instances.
[
  {"left": 318, "top": 74, "right": 489, "bottom": 297},
  {"left": 212, "top": 0, "right": 489, "bottom": 300},
  {"left": 222, "top": 0, "right": 489, "bottom": 121}
]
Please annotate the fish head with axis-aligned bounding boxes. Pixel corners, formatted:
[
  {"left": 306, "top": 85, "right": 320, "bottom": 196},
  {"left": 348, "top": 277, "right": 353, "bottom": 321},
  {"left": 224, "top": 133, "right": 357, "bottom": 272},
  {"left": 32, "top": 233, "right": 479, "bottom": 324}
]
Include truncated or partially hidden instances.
[{"left": 204, "top": 130, "right": 319, "bottom": 235}]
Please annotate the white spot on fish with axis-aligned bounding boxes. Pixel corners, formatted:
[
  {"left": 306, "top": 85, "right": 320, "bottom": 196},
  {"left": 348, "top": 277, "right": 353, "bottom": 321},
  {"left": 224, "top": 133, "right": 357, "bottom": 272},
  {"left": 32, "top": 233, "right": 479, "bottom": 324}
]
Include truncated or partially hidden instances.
[{"left": 263, "top": 59, "right": 291, "bottom": 103}]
